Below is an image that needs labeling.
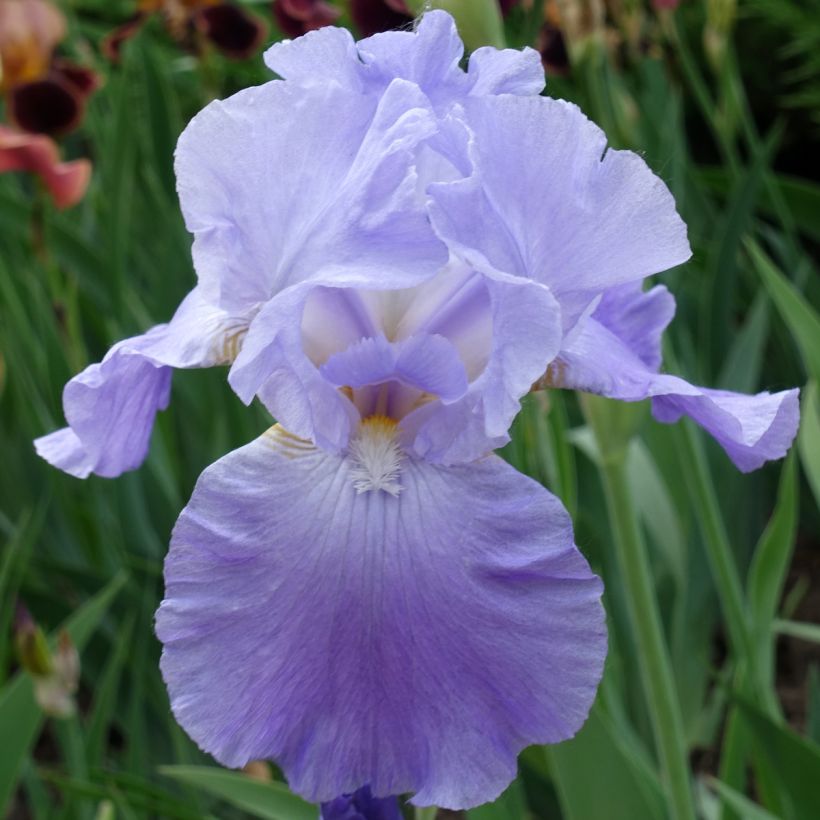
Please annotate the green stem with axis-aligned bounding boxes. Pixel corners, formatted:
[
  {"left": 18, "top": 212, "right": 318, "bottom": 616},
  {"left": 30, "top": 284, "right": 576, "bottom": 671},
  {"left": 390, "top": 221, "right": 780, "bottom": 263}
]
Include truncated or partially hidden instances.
[
  {"left": 598, "top": 456, "right": 696, "bottom": 820},
  {"left": 677, "top": 421, "right": 752, "bottom": 660}
]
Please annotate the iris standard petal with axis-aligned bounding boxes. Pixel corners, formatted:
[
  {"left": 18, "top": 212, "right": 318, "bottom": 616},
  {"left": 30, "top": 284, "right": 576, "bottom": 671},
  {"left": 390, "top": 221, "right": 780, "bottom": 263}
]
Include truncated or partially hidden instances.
[
  {"left": 547, "top": 314, "right": 799, "bottom": 471},
  {"left": 35, "top": 289, "right": 250, "bottom": 478},
  {"left": 265, "top": 10, "right": 545, "bottom": 104},
  {"left": 428, "top": 95, "right": 692, "bottom": 328},
  {"left": 157, "top": 428, "right": 605, "bottom": 808},
  {"left": 465, "top": 45, "right": 545, "bottom": 96},
  {"left": 175, "top": 78, "right": 444, "bottom": 313}
]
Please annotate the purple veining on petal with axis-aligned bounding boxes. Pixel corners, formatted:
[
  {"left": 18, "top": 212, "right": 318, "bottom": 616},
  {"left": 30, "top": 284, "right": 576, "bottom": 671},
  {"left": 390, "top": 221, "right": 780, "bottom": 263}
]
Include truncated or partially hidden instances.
[{"left": 157, "top": 431, "right": 606, "bottom": 809}]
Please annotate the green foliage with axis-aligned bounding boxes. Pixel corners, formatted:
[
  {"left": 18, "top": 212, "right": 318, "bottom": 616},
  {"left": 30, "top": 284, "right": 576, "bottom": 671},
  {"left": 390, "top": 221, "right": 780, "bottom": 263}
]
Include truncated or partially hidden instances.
[{"left": 0, "top": 1, "right": 816, "bottom": 818}]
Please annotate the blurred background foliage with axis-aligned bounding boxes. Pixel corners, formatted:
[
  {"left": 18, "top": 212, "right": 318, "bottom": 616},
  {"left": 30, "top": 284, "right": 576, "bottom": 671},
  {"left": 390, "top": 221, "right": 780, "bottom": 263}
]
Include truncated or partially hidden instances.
[{"left": 1, "top": 0, "right": 819, "bottom": 818}]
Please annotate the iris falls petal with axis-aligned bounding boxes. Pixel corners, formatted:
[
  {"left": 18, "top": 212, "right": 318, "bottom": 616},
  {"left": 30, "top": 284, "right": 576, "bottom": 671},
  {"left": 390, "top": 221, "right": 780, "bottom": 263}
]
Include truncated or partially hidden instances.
[{"left": 157, "top": 428, "right": 606, "bottom": 809}]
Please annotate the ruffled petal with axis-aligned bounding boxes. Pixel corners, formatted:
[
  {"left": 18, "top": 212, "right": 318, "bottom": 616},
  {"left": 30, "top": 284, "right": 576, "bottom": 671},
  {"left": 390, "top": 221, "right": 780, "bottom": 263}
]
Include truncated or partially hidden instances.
[
  {"left": 157, "top": 430, "right": 605, "bottom": 808},
  {"left": 466, "top": 45, "right": 545, "bottom": 96},
  {"left": 355, "top": 10, "right": 468, "bottom": 102},
  {"left": 35, "top": 289, "right": 250, "bottom": 478},
  {"left": 428, "top": 96, "right": 691, "bottom": 328},
  {"left": 547, "top": 315, "right": 799, "bottom": 472},
  {"left": 265, "top": 10, "right": 543, "bottom": 104},
  {"left": 175, "top": 78, "right": 445, "bottom": 313},
  {"left": 264, "top": 25, "right": 366, "bottom": 89}
]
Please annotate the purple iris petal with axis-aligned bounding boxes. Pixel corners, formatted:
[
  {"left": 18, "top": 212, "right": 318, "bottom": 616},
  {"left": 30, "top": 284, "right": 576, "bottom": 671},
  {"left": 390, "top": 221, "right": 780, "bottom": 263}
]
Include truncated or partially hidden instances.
[
  {"left": 428, "top": 95, "right": 692, "bottom": 330},
  {"left": 175, "top": 77, "right": 444, "bottom": 314},
  {"left": 265, "top": 10, "right": 544, "bottom": 103},
  {"left": 35, "top": 289, "right": 249, "bottom": 478},
  {"left": 321, "top": 786, "right": 402, "bottom": 820},
  {"left": 321, "top": 333, "right": 469, "bottom": 403},
  {"left": 156, "top": 429, "right": 605, "bottom": 809},
  {"left": 591, "top": 282, "right": 676, "bottom": 371},
  {"left": 550, "top": 310, "right": 799, "bottom": 472}
]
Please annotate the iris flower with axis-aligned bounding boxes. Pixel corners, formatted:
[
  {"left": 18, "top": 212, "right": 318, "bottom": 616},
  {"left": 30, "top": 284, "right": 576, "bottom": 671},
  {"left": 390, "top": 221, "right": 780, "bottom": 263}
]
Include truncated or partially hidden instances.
[{"left": 36, "top": 11, "right": 798, "bottom": 811}]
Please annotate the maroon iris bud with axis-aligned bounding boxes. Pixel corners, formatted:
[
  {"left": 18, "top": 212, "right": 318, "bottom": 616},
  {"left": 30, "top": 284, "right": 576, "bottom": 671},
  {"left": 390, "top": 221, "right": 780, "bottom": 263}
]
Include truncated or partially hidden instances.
[
  {"left": 349, "top": 0, "right": 412, "bottom": 37},
  {"left": 197, "top": 3, "right": 267, "bottom": 59},
  {"left": 538, "top": 23, "right": 569, "bottom": 77},
  {"left": 272, "top": 0, "right": 340, "bottom": 38}
]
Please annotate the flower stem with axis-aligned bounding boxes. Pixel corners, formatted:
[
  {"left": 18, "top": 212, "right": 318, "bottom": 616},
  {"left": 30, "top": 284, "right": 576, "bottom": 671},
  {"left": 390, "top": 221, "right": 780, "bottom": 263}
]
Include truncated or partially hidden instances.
[
  {"left": 676, "top": 420, "right": 752, "bottom": 660},
  {"left": 598, "top": 455, "right": 696, "bottom": 820}
]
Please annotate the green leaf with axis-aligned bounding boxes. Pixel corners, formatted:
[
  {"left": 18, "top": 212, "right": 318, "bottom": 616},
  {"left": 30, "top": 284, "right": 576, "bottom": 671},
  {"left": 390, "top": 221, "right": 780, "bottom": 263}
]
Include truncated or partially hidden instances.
[
  {"left": 774, "top": 619, "right": 820, "bottom": 644},
  {"left": 747, "top": 238, "right": 820, "bottom": 382},
  {"left": 159, "top": 766, "right": 316, "bottom": 820},
  {"left": 735, "top": 695, "right": 820, "bottom": 818},
  {"left": 798, "top": 381, "right": 820, "bottom": 510},
  {"left": 747, "top": 454, "right": 798, "bottom": 698},
  {"left": 547, "top": 703, "right": 665, "bottom": 820},
  {"left": 0, "top": 572, "right": 126, "bottom": 815},
  {"left": 468, "top": 779, "right": 528, "bottom": 819},
  {"left": 707, "top": 777, "right": 780, "bottom": 820}
]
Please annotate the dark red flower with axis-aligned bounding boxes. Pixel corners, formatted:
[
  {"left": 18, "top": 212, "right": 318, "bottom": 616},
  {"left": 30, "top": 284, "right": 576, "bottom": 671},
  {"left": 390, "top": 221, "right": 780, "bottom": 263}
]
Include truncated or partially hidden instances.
[
  {"left": 538, "top": 23, "right": 569, "bottom": 77},
  {"left": 272, "top": 0, "right": 340, "bottom": 39},
  {"left": 103, "top": 1, "right": 267, "bottom": 62},
  {"left": 349, "top": 0, "right": 412, "bottom": 37}
]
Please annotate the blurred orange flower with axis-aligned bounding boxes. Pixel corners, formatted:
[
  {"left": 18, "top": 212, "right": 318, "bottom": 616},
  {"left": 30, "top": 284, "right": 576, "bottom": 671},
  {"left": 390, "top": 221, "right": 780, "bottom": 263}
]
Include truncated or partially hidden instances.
[{"left": 0, "top": 0, "right": 100, "bottom": 135}]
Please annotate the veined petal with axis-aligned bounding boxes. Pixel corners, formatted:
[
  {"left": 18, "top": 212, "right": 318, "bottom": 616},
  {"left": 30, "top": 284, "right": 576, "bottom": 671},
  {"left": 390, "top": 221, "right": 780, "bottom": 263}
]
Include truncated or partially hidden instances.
[
  {"left": 321, "top": 333, "right": 469, "bottom": 403},
  {"left": 548, "top": 315, "right": 799, "bottom": 472},
  {"left": 157, "top": 430, "right": 605, "bottom": 808},
  {"left": 175, "top": 78, "right": 445, "bottom": 313},
  {"left": 35, "top": 289, "right": 250, "bottom": 478},
  {"left": 428, "top": 96, "right": 691, "bottom": 328}
]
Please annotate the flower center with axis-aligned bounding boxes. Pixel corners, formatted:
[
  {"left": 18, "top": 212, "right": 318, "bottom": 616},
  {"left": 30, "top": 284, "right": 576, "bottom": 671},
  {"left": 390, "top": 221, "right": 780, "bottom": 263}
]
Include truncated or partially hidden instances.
[{"left": 347, "top": 415, "right": 403, "bottom": 497}]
